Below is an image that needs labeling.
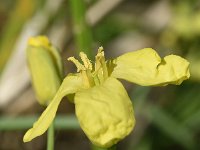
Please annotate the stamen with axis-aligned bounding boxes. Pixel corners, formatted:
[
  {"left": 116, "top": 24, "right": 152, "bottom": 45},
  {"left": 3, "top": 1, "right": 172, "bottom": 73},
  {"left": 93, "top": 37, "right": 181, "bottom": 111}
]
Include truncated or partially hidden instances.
[
  {"left": 95, "top": 47, "right": 104, "bottom": 71},
  {"left": 79, "top": 52, "right": 93, "bottom": 70},
  {"left": 67, "top": 57, "right": 85, "bottom": 72},
  {"left": 95, "top": 47, "right": 108, "bottom": 80},
  {"left": 98, "top": 46, "right": 104, "bottom": 53}
]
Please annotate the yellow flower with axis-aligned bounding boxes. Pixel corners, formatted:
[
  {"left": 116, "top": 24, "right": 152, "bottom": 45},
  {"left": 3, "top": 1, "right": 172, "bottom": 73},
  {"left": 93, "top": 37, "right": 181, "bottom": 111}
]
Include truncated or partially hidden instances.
[
  {"left": 27, "top": 36, "right": 63, "bottom": 105},
  {"left": 23, "top": 47, "right": 190, "bottom": 148}
]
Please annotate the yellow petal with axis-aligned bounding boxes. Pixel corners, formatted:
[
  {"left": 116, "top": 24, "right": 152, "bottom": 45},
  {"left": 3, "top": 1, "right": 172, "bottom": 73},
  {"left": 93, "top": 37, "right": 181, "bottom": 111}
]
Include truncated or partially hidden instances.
[
  {"left": 23, "top": 74, "right": 83, "bottom": 142},
  {"left": 111, "top": 48, "right": 190, "bottom": 86},
  {"left": 75, "top": 77, "right": 135, "bottom": 148}
]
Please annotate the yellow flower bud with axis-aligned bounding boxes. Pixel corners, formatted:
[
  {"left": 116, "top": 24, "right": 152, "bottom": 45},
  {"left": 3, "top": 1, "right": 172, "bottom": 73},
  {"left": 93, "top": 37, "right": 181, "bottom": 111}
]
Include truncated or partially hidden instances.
[{"left": 26, "top": 36, "right": 63, "bottom": 106}]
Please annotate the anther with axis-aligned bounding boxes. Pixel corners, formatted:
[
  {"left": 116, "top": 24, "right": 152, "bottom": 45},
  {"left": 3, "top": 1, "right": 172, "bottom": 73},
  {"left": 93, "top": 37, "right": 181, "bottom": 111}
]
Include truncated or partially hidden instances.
[
  {"left": 68, "top": 57, "right": 85, "bottom": 72},
  {"left": 79, "top": 52, "right": 93, "bottom": 70}
]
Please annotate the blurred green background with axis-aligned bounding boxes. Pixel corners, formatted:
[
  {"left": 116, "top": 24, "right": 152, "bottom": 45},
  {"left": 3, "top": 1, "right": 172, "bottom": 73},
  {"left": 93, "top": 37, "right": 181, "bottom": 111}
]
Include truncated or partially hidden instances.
[{"left": 0, "top": 0, "right": 199, "bottom": 150}]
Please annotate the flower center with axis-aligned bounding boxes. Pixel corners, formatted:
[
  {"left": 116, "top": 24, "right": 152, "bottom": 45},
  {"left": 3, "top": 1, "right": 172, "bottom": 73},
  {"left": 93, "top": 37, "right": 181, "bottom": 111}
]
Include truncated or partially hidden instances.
[{"left": 68, "top": 47, "right": 108, "bottom": 88}]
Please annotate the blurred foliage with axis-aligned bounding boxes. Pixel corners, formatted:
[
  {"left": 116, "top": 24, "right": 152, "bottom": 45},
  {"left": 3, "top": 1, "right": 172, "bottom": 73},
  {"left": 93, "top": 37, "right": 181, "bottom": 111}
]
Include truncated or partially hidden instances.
[
  {"left": 0, "top": 0, "right": 46, "bottom": 74},
  {"left": 0, "top": 0, "right": 200, "bottom": 150}
]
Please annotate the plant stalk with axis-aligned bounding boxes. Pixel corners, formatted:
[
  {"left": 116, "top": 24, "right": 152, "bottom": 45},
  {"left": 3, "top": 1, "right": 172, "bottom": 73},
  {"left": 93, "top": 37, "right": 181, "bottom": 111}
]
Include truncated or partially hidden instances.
[
  {"left": 92, "top": 144, "right": 116, "bottom": 150},
  {"left": 69, "top": 0, "right": 93, "bottom": 59},
  {"left": 47, "top": 122, "right": 54, "bottom": 150}
]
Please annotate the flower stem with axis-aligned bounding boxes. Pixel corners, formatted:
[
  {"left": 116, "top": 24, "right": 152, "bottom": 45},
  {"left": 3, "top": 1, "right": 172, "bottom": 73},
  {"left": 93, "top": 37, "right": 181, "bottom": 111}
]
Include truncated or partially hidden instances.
[
  {"left": 92, "top": 145, "right": 116, "bottom": 150},
  {"left": 47, "top": 121, "right": 54, "bottom": 150},
  {"left": 69, "top": 0, "right": 93, "bottom": 59}
]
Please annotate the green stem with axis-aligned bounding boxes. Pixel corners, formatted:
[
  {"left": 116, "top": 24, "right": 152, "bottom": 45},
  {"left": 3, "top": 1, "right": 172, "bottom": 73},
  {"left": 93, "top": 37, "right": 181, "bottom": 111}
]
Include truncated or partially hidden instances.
[
  {"left": 47, "top": 122, "right": 54, "bottom": 150},
  {"left": 92, "top": 145, "right": 116, "bottom": 150},
  {"left": 69, "top": 0, "right": 93, "bottom": 59},
  {"left": 0, "top": 115, "right": 79, "bottom": 131}
]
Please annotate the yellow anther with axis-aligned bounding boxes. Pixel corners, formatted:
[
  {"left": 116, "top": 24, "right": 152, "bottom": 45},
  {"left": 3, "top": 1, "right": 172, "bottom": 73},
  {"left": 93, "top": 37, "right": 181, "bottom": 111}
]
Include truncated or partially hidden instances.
[
  {"left": 96, "top": 46, "right": 104, "bottom": 58},
  {"left": 98, "top": 46, "right": 104, "bottom": 53},
  {"left": 79, "top": 52, "right": 93, "bottom": 70},
  {"left": 68, "top": 57, "right": 85, "bottom": 72}
]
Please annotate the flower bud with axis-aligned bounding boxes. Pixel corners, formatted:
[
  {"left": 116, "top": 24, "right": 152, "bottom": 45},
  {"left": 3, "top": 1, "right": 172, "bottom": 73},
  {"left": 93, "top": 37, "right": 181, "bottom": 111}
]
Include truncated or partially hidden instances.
[{"left": 26, "top": 36, "right": 63, "bottom": 106}]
